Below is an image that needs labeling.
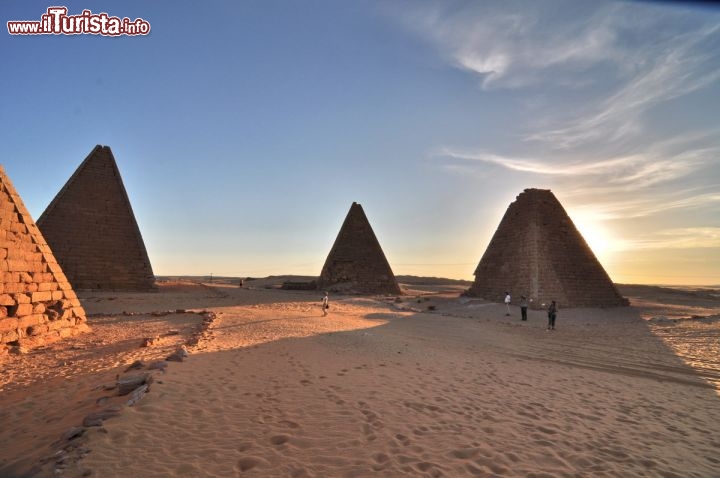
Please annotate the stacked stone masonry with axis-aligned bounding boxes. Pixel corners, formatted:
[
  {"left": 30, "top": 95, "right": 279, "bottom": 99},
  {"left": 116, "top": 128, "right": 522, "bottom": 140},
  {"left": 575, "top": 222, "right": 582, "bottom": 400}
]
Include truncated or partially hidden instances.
[
  {"left": 318, "top": 202, "right": 401, "bottom": 295},
  {"left": 0, "top": 166, "right": 89, "bottom": 347},
  {"left": 37, "top": 145, "right": 155, "bottom": 291},
  {"left": 465, "top": 189, "right": 628, "bottom": 308}
]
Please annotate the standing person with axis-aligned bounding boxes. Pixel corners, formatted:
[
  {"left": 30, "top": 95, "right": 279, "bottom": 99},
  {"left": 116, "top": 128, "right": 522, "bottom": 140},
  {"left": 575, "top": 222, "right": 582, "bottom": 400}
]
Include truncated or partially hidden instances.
[
  {"left": 520, "top": 295, "right": 528, "bottom": 321},
  {"left": 504, "top": 292, "right": 511, "bottom": 316},
  {"left": 322, "top": 291, "right": 329, "bottom": 317},
  {"left": 547, "top": 300, "right": 557, "bottom": 330}
]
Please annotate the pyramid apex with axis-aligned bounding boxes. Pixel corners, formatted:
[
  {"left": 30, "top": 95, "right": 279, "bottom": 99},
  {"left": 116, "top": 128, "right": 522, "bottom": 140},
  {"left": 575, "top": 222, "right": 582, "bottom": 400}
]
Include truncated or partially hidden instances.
[{"left": 521, "top": 187, "right": 552, "bottom": 195}]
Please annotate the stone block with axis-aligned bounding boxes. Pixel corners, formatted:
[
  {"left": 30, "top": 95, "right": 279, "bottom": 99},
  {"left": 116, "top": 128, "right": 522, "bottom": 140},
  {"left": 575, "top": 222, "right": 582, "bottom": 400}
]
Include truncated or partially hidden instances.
[
  {"left": 4, "top": 284, "right": 24, "bottom": 295},
  {"left": 16, "top": 293, "right": 30, "bottom": 304},
  {"left": 58, "top": 327, "right": 74, "bottom": 338},
  {"left": 0, "top": 317, "right": 18, "bottom": 334},
  {"left": 7, "top": 259, "right": 30, "bottom": 272},
  {"left": 0, "top": 294, "right": 15, "bottom": 306},
  {"left": 31, "top": 291, "right": 53, "bottom": 302},
  {"left": 19, "top": 313, "right": 44, "bottom": 329},
  {"left": 38, "top": 282, "right": 58, "bottom": 292},
  {"left": 15, "top": 303, "right": 34, "bottom": 317},
  {"left": 10, "top": 222, "right": 27, "bottom": 235},
  {"left": 48, "top": 319, "right": 70, "bottom": 331}
]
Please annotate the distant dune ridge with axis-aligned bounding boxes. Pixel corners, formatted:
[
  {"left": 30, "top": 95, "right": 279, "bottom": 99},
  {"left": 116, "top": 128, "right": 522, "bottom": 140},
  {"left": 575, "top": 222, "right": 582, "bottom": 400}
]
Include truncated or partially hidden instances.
[
  {"left": 318, "top": 202, "right": 401, "bottom": 295},
  {"left": 466, "top": 188, "right": 628, "bottom": 308},
  {"left": 0, "top": 165, "right": 88, "bottom": 349},
  {"left": 37, "top": 145, "right": 155, "bottom": 291}
]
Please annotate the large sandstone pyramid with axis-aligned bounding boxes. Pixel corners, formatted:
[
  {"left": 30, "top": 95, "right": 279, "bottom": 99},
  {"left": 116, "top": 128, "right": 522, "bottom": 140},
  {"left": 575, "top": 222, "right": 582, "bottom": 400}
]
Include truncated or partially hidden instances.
[
  {"left": 465, "top": 189, "right": 627, "bottom": 308},
  {"left": 0, "top": 166, "right": 89, "bottom": 349},
  {"left": 318, "top": 202, "right": 401, "bottom": 295},
  {"left": 37, "top": 145, "right": 155, "bottom": 290}
]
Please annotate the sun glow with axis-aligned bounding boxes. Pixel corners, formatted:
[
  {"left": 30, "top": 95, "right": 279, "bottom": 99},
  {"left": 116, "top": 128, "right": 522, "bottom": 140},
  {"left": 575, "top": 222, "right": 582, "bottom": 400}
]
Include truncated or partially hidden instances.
[{"left": 571, "top": 216, "right": 615, "bottom": 264}]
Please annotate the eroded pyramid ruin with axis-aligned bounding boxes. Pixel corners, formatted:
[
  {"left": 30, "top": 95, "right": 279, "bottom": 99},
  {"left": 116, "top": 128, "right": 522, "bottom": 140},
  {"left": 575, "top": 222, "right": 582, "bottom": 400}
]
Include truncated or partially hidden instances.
[
  {"left": 0, "top": 166, "right": 89, "bottom": 349},
  {"left": 37, "top": 145, "right": 155, "bottom": 290},
  {"left": 318, "top": 202, "right": 401, "bottom": 295},
  {"left": 465, "top": 189, "right": 627, "bottom": 308}
]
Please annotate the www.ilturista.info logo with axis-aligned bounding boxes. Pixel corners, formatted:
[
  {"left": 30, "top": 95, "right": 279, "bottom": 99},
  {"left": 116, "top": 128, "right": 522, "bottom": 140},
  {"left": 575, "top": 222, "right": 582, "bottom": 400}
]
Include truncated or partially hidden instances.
[{"left": 7, "top": 7, "right": 150, "bottom": 36}]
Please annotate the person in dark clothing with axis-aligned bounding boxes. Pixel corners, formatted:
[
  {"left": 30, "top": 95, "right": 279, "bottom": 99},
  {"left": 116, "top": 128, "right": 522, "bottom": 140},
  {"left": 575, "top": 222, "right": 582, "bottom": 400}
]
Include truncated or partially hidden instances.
[
  {"left": 520, "top": 295, "right": 528, "bottom": 321},
  {"left": 547, "top": 301, "right": 557, "bottom": 330}
]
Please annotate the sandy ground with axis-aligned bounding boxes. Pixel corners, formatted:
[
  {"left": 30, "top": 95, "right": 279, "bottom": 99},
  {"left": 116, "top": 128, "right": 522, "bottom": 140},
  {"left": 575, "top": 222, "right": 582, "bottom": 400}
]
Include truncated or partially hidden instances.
[{"left": 1, "top": 278, "right": 719, "bottom": 477}]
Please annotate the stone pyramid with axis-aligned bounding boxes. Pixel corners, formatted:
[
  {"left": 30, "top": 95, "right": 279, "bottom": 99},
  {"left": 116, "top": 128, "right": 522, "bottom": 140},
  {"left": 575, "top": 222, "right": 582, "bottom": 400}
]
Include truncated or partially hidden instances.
[
  {"left": 0, "top": 166, "right": 89, "bottom": 349},
  {"left": 465, "top": 189, "right": 627, "bottom": 308},
  {"left": 318, "top": 202, "right": 401, "bottom": 295},
  {"left": 37, "top": 145, "right": 155, "bottom": 290}
]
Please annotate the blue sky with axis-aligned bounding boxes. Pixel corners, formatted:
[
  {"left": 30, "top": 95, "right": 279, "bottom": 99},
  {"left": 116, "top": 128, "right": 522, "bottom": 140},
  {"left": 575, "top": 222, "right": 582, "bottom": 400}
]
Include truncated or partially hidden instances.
[{"left": 2, "top": 1, "right": 719, "bottom": 285}]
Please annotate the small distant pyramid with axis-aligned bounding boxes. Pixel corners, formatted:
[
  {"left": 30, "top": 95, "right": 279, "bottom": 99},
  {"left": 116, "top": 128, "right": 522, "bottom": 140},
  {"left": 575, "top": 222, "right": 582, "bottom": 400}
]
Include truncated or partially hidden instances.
[
  {"left": 0, "top": 166, "right": 89, "bottom": 349},
  {"left": 465, "top": 189, "right": 627, "bottom": 308},
  {"left": 37, "top": 145, "right": 155, "bottom": 291},
  {"left": 318, "top": 202, "right": 401, "bottom": 295}
]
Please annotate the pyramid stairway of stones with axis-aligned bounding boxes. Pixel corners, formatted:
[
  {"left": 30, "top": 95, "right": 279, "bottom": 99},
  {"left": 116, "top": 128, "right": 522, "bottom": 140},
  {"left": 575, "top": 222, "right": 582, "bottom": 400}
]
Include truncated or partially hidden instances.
[
  {"left": 37, "top": 145, "right": 155, "bottom": 291},
  {"left": 0, "top": 166, "right": 88, "bottom": 348},
  {"left": 465, "top": 188, "right": 628, "bottom": 308},
  {"left": 318, "top": 202, "right": 401, "bottom": 295}
]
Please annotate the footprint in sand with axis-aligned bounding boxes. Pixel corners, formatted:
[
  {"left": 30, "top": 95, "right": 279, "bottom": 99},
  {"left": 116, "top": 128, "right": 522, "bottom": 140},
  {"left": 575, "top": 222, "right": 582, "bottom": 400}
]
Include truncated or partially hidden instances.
[
  {"left": 236, "top": 456, "right": 268, "bottom": 472},
  {"left": 278, "top": 420, "right": 300, "bottom": 429},
  {"left": 270, "top": 434, "right": 290, "bottom": 446},
  {"left": 370, "top": 452, "right": 389, "bottom": 469},
  {"left": 451, "top": 447, "right": 481, "bottom": 460},
  {"left": 395, "top": 434, "right": 411, "bottom": 446},
  {"left": 414, "top": 426, "right": 430, "bottom": 436},
  {"left": 236, "top": 442, "right": 253, "bottom": 452},
  {"left": 290, "top": 468, "right": 311, "bottom": 478}
]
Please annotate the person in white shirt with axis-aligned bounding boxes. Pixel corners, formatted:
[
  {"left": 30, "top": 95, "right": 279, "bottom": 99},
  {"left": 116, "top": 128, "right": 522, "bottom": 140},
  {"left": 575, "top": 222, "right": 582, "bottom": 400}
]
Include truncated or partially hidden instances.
[
  {"left": 504, "top": 292, "right": 511, "bottom": 316},
  {"left": 322, "top": 291, "right": 329, "bottom": 317}
]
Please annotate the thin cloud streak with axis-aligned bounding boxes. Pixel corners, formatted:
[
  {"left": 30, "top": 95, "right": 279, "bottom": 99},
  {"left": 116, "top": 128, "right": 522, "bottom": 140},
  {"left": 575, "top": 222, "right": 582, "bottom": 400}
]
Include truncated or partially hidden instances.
[
  {"left": 569, "top": 192, "right": 720, "bottom": 221},
  {"left": 617, "top": 227, "right": 720, "bottom": 250},
  {"left": 439, "top": 147, "right": 707, "bottom": 188}
]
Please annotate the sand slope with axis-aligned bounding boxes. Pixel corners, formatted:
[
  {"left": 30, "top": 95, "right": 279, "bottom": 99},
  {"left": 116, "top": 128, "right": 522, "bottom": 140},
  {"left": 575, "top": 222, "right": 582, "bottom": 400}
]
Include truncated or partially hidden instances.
[{"left": 2, "top": 281, "right": 719, "bottom": 477}]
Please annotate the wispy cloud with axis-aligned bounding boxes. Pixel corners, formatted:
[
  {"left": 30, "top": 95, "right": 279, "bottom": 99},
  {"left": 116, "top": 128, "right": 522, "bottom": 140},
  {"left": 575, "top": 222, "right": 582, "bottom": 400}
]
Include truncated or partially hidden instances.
[
  {"left": 395, "top": 2, "right": 627, "bottom": 89},
  {"left": 525, "top": 24, "right": 720, "bottom": 148},
  {"left": 619, "top": 227, "right": 720, "bottom": 250},
  {"left": 438, "top": 144, "right": 712, "bottom": 188},
  {"left": 569, "top": 190, "right": 720, "bottom": 221},
  {"left": 394, "top": 1, "right": 720, "bottom": 150}
]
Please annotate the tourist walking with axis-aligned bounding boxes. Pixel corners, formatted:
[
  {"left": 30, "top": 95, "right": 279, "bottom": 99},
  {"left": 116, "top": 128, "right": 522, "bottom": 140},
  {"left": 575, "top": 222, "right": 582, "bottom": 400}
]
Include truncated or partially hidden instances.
[
  {"left": 547, "top": 301, "right": 557, "bottom": 330},
  {"left": 520, "top": 295, "right": 528, "bottom": 321},
  {"left": 504, "top": 292, "right": 511, "bottom": 316},
  {"left": 322, "top": 291, "right": 329, "bottom": 317}
]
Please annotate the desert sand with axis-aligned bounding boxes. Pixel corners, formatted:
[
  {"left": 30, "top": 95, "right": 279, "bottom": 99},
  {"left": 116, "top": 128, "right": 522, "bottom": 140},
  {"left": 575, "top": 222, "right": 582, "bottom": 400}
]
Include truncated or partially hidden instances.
[{"left": 1, "top": 278, "right": 719, "bottom": 477}]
